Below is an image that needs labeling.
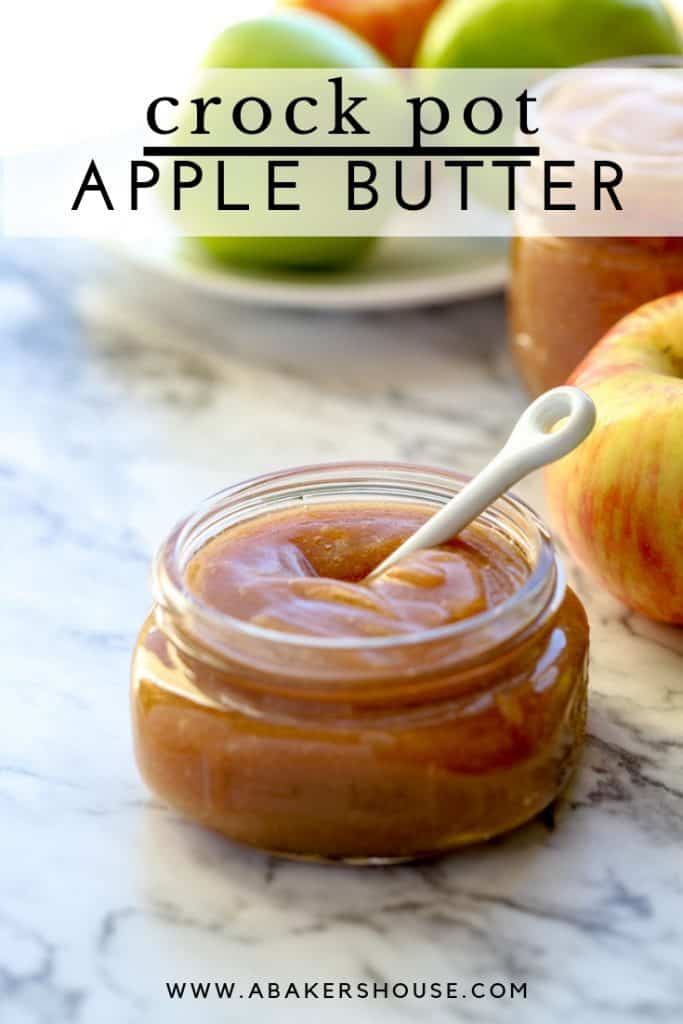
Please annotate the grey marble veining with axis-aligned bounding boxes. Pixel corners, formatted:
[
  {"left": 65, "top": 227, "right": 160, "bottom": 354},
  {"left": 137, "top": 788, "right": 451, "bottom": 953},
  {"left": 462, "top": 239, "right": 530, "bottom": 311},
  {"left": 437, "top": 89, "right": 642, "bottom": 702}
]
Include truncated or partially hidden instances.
[{"left": 2, "top": 240, "right": 682, "bottom": 1024}]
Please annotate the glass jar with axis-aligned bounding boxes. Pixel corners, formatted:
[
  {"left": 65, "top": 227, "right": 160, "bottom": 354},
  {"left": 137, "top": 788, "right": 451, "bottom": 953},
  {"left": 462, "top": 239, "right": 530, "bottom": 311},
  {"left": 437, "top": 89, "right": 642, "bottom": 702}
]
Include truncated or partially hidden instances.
[
  {"left": 131, "top": 462, "right": 589, "bottom": 863},
  {"left": 510, "top": 235, "right": 683, "bottom": 395},
  {"left": 510, "top": 58, "right": 683, "bottom": 395}
]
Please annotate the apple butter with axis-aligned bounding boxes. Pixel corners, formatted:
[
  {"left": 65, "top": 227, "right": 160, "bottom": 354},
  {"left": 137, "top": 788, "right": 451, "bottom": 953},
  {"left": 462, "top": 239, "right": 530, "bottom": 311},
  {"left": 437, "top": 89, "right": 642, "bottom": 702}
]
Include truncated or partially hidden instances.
[
  {"left": 510, "top": 235, "right": 683, "bottom": 395},
  {"left": 131, "top": 462, "right": 589, "bottom": 862}
]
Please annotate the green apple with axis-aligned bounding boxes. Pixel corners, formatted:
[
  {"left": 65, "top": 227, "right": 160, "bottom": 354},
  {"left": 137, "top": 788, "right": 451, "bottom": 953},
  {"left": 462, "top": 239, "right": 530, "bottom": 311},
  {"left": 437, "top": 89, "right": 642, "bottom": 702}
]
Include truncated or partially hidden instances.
[
  {"left": 204, "top": 11, "right": 386, "bottom": 69},
  {"left": 194, "top": 12, "right": 387, "bottom": 271},
  {"left": 418, "top": 0, "right": 683, "bottom": 67}
]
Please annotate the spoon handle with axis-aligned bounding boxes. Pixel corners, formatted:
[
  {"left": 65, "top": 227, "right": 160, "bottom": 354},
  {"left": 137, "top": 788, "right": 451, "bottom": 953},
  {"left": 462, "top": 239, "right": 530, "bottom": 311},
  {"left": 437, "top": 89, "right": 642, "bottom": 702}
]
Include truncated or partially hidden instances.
[{"left": 366, "top": 386, "right": 596, "bottom": 580}]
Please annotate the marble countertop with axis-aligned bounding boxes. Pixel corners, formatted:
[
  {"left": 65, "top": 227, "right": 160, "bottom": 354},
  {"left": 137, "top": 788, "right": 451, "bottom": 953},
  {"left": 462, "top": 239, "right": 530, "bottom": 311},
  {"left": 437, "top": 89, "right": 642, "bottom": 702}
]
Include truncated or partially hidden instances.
[{"left": 2, "top": 240, "right": 683, "bottom": 1024}]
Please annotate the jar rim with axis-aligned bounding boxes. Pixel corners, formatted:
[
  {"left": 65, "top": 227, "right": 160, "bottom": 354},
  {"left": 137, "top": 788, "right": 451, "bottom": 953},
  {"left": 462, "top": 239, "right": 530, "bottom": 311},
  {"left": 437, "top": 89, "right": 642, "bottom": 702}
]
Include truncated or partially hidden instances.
[{"left": 152, "top": 461, "right": 563, "bottom": 662}]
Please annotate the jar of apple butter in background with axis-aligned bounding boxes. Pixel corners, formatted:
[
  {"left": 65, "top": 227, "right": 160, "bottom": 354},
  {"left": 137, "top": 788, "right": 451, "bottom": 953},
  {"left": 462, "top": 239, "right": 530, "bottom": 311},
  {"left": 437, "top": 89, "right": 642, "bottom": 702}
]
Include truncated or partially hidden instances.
[
  {"left": 510, "top": 59, "right": 683, "bottom": 395},
  {"left": 131, "top": 462, "right": 589, "bottom": 864}
]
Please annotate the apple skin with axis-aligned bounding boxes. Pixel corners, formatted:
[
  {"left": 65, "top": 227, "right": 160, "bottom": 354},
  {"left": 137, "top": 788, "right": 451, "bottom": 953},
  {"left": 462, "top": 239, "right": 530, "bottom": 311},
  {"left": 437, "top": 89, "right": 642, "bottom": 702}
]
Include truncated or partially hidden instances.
[
  {"left": 418, "top": 0, "right": 682, "bottom": 67},
  {"left": 280, "top": 0, "right": 443, "bottom": 66},
  {"left": 545, "top": 292, "right": 683, "bottom": 624},
  {"left": 195, "top": 12, "right": 386, "bottom": 271},
  {"left": 204, "top": 10, "right": 387, "bottom": 68}
]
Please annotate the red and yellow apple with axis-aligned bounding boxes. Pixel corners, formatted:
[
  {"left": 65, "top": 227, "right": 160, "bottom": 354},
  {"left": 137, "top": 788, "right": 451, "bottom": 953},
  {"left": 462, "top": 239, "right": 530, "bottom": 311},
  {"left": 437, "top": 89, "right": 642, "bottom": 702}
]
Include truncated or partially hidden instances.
[
  {"left": 545, "top": 292, "right": 683, "bottom": 623},
  {"left": 280, "top": 0, "right": 443, "bottom": 65}
]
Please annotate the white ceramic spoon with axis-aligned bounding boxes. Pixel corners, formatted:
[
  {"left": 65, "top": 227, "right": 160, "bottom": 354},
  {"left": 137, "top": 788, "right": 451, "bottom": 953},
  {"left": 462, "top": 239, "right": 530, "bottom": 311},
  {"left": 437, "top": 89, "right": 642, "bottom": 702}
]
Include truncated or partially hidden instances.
[{"left": 366, "top": 386, "right": 596, "bottom": 581}]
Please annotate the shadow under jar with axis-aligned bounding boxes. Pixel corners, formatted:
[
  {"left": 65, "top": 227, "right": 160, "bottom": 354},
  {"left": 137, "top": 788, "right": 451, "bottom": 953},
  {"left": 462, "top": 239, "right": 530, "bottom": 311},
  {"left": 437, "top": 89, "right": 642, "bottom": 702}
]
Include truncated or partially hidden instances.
[
  {"left": 510, "top": 59, "right": 683, "bottom": 396},
  {"left": 131, "top": 462, "right": 589, "bottom": 864}
]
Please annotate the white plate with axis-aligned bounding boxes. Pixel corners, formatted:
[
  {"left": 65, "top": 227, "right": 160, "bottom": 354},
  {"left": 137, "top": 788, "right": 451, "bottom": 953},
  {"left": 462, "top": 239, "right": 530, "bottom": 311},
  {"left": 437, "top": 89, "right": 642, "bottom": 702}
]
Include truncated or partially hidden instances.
[{"left": 115, "top": 236, "right": 508, "bottom": 312}]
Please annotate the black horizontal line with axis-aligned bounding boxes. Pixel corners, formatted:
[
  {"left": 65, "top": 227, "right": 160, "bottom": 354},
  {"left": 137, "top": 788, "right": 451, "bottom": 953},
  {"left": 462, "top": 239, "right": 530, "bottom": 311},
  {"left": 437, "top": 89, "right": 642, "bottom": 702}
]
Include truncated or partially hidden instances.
[{"left": 143, "top": 145, "right": 540, "bottom": 158}]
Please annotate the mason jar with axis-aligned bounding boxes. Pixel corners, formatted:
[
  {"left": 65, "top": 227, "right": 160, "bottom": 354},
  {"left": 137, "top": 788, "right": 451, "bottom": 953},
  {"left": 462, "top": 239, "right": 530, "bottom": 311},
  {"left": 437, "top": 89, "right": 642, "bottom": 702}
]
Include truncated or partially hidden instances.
[{"left": 131, "top": 462, "right": 589, "bottom": 863}]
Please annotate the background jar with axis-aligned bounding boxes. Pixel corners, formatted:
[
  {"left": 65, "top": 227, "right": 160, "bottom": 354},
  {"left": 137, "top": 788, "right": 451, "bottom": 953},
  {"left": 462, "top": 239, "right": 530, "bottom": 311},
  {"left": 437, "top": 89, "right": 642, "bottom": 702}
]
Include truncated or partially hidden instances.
[
  {"left": 509, "top": 58, "right": 683, "bottom": 395},
  {"left": 131, "top": 462, "right": 589, "bottom": 864}
]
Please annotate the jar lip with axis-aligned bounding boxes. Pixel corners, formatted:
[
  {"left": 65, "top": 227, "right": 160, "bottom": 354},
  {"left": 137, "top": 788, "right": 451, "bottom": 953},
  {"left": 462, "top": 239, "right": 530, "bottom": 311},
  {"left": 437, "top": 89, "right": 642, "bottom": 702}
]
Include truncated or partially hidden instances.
[{"left": 154, "top": 460, "right": 562, "bottom": 654}]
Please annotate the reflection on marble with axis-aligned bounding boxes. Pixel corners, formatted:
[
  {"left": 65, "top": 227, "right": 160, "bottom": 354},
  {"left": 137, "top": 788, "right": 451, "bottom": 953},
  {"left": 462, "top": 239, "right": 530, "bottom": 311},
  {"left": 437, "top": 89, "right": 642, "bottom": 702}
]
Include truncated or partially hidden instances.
[{"left": 1, "top": 240, "right": 682, "bottom": 1024}]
